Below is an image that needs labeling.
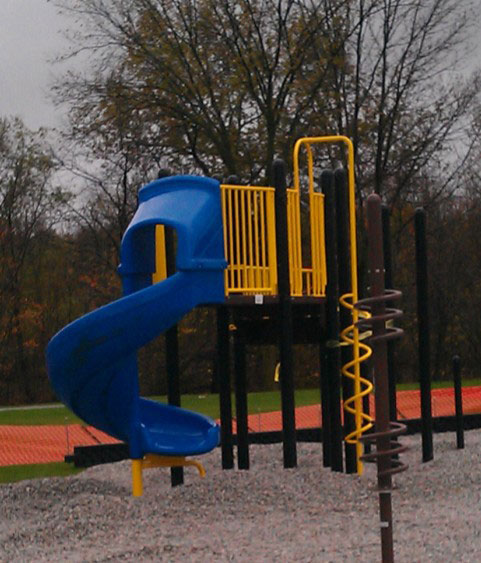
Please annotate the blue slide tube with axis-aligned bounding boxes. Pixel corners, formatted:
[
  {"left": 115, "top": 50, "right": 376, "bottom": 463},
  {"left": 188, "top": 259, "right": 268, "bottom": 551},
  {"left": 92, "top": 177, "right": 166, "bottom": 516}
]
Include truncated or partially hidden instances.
[{"left": 47, "top": 176, "right": 227, "bottom": 460}]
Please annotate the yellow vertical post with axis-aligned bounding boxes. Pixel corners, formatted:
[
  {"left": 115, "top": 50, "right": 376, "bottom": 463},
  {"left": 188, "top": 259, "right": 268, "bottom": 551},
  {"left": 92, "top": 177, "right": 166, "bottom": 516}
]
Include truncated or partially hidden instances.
[
  {"left": 220, "top": 185, "right": 229, "bottom": 293},
  {"left": 153, "top": 225, "right": 167, "bottom": 283},
  {"left": 132, "top": 459, "right": 143, "bottom": 497},
  {"left": 266, "top": 191, "right": 278, "bottom": 293}
]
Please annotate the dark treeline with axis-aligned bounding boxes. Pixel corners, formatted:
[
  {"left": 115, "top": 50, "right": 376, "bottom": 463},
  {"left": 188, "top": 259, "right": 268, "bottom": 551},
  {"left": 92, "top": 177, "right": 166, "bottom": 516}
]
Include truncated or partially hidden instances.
[{"left": 1, "top": 0, "right": 481, "bottom": 404}]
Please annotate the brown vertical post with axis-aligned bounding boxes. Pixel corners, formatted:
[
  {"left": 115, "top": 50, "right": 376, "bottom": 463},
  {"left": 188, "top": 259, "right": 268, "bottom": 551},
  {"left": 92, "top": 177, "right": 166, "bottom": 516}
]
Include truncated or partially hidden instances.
[{"left": 367, "top": 194, "right": 394, "bottom": 563}]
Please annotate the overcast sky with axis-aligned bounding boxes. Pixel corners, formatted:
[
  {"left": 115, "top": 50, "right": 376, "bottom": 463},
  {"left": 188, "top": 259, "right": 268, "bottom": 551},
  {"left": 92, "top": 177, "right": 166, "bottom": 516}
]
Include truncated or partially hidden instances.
[
  {"left": 0, "top": 0, "right": 72, "bottom": 130},
  {"left": 1, "top": 1, "right": 480, "bottom": 133}
]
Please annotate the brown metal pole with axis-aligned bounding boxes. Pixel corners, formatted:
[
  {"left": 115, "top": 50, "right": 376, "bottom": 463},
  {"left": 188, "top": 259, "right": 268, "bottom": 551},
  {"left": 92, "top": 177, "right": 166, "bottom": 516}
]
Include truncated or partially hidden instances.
[
  {"left": 358, "top": 194, "right": 408, "bottom": 563},
  {"left": 367, "top": 194, "right": 394, "bottom": 563}
]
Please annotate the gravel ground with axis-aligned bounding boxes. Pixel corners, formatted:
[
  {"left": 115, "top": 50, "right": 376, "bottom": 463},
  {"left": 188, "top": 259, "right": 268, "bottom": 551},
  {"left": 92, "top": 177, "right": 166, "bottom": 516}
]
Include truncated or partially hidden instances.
[{"left": 1, "top": 430, "right": 481, "bottom": 562}]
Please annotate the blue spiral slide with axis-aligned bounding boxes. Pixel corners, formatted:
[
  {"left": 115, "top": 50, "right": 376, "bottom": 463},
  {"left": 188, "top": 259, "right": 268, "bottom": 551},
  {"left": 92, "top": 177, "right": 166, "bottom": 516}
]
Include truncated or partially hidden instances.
[{"left": 46, "top": 176, "right": 227, "bottom": 489}]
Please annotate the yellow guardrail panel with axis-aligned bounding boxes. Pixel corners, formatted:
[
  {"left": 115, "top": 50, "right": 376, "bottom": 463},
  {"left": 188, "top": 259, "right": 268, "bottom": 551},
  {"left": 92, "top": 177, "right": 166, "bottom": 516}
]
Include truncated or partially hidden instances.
[{"left": 221, "top": 184, "right": 277, "bottom": 295}]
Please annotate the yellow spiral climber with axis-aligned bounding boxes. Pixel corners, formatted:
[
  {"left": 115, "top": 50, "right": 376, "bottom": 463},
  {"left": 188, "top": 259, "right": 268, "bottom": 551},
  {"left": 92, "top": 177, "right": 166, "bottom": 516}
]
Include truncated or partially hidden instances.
[{"left": 339, "top": 292, "right": 373, "bottom": 475}]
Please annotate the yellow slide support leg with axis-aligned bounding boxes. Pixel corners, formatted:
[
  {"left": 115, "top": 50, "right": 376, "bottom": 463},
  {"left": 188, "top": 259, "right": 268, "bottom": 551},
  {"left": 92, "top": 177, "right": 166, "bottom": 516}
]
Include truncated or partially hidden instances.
[
  {"left": 132, "top": 459, "right": 144, "bottom": 497},
  {"left": 131, "top": 455, "right": 206, "bottom": 497}
]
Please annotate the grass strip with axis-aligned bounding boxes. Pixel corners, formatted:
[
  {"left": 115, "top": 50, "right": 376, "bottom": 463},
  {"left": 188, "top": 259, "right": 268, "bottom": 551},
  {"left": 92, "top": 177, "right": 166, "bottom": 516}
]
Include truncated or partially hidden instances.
[
  {"left": 0, "top": 406, "right": 82, "bottom": 426},
  {"left": 0, "top": 462, "right": 82, "bottom": 484},
  {"left": 0, "top": 389, "right": 322, "bottom": 425}
]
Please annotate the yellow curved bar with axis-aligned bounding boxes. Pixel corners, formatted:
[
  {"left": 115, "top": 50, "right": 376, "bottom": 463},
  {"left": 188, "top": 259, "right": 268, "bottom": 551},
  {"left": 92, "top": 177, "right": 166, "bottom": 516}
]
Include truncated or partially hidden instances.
[
  {"left": 306, "top": 143, "right": 315, "bottom": 195},
  {"left": 293, "top": 136, "right": 357, "bottom": 300},
  {"left": 142, "top": 454, "right": 206, "bottom": 477}
]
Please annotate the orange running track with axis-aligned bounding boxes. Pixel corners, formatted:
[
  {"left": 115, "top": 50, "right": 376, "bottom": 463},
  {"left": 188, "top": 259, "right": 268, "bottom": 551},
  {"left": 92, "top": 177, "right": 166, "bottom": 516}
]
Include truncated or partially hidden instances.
[
  {"left": 1, "top": 387, "right": 481, "bottom": 466},
  {"left": 0, "top": 425, "right": 118, "bottom": 466}
]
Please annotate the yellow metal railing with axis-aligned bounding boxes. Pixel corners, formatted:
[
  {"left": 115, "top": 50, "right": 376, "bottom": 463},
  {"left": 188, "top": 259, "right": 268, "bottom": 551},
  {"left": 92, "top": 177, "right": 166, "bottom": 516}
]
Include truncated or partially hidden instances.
[
  {"left": 220, "top": 184, "right": 278, "bottom": 295},
  {"left": 152, "top": 137, "right": 340, "bottom": 299},
  {"left": 220, "top": 182, "right": 326, "bottom": 297},
  {"left": 308, "top": 191, "right": 327, "bottom": 295},
  {"left": 153, "top": 179, "right": 327, "bottom": 297},
  {"left": 293, "top": 135, "right": 372, "bottom": 475},
  {"left": 287, "top": 188, "right": 303, "bottom": 296}
]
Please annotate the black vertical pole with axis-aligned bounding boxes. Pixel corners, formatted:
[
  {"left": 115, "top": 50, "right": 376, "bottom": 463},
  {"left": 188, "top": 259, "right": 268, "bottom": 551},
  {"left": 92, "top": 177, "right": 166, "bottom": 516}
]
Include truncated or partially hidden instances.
[
  {"left": 321, "top": 170, "right": 343, "bottom": 472},
  {"left": 414, "top": 208, "right": 433, "bottom": 462},
  {"left": 452, "top": 355, "right": 464, "bottom": 449},
  {"left": 319, "top": 326, "right": 331, "bottom": 467},
  {"left": 335, "top": 169, "right": 356, "bottom": 472},
  {"left": 217, "top": 305, "right": 234, "bottom": 469},
  {"left": 234, "top": 334, "right": 249, "bottom": 469},
  {"left": 382, "top": 205, "right": 398, "bottom": 423},
  {"left": 164, "top": 226, "right": 184, "bottom": 486},
  {"left": 273, "top": 159, "right": 297, "bottom": 468},
  {"left": 226, "top": 174, "right": 244, "bottom": 469}
]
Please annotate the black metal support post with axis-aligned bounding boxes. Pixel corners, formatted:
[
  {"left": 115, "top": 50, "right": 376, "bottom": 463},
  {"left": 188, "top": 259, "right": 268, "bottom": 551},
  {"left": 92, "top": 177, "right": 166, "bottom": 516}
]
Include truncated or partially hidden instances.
[
  {"left": 335, "top": 169, "right": 356, "bottom": 473},
  {"left": 273, "top": 159, "right": 297, "bottom": 468},
  {"left": 452, "top": 355, "right": 464, "bottom": 449},
  {"left": 382, "top": 205, "right": 398, "bottom": 423},
  {"left": 414, "top": 208, "right": 433, "bottom": 463},
  {"left": 234, "top": 334, "right": 249, "bottom": 469},
  {"left": 164, "top": 226, "right": 183, "bottom": 486},
  {"left": 319, "top": 324, "right": 331, "bottom": 467},
  {"left": 217, "top": 305, "right": 234, "bottom": 469},
  {"left": 321, "top": 170, "right": 343, "bottom": 472}
]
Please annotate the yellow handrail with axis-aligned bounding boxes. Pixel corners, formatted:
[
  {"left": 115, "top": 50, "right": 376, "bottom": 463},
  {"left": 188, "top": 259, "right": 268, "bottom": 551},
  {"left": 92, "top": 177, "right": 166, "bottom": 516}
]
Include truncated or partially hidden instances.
[{"left": 293, "top": 135, "right": 371, "bottom": 474}]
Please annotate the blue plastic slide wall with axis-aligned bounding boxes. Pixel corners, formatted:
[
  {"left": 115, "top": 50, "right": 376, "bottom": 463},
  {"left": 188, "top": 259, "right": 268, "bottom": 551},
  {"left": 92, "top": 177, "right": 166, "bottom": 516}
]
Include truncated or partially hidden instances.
[{"left": 47, "top": 176, "right": 227, "bottom": 460}]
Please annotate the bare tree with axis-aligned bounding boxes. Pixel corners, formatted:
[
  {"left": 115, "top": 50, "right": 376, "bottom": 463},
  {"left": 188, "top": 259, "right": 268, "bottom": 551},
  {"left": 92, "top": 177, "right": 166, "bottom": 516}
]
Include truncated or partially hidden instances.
[
  {"left": 53, "top": 0, "right": 357, "bottom": 183},
  {"left": 323, "top": 0, "right": 480, "bottom": 207},
  {"left": 0, "top": 117, "right": 65, "bottom": 401}
]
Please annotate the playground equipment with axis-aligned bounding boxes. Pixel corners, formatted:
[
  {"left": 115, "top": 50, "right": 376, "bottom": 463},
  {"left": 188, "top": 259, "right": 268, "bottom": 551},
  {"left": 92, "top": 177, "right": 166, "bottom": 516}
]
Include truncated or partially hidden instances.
[
  {"left": 47, "top": 135, "right": 379, "bottom": 494},
  {"left": 155, "top": 136, "right": 372, "bottom": 474},
  {"left": 47, "top": 176, "right": 227, "bottom": 496},
  {"left": 207, "top": 136, "right": 371, "bottom": 474}
]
